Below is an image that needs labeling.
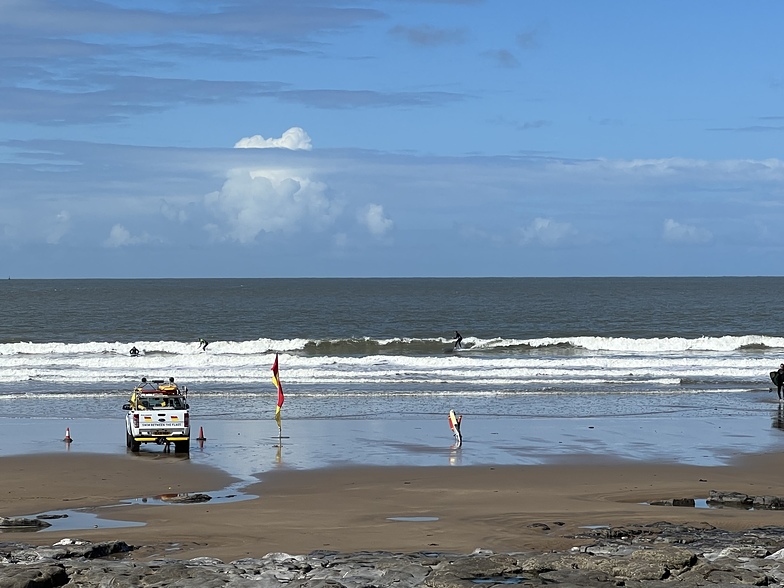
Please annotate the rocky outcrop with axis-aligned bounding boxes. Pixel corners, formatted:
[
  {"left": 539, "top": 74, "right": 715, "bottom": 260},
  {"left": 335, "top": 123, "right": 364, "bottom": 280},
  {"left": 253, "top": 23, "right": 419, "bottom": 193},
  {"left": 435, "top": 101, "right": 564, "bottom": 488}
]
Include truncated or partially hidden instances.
[
  {"left": 650, "top": 490, "right": 784, "bottom": 510},
  {"left": 707, "top": 490, "right": 784, "bottom": 509},
  {"left": 0, "top": 518, "right": 50, "bottom": 530},
  {"left": 157, "top": 492, "right": 212, "bottom": 503},
  {"left": 4, "top": 523, "right": 784, "bottom": 586}
]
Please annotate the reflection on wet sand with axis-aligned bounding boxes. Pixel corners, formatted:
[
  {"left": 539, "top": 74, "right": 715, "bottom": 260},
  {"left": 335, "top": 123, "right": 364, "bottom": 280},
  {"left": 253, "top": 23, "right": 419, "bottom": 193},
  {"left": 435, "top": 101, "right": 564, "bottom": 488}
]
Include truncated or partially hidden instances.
[{"left": 771, "top": 404, "right": 784, "bottom": 431}]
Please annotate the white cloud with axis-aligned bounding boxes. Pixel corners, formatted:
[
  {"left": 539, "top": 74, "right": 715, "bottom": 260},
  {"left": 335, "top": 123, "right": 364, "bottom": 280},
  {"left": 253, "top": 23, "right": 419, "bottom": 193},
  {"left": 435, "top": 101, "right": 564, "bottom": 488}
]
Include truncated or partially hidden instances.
[
  {"left": 359, "top": 203, "right": 393, "bottom": 237},
  {"left": 234, "top": 127, "right": 312, "bottom": 150},
  {"left": 103, "top": 224, "right": 154, "bottom": 247},
  {"left": 160, "top": 200, "right": 187, "bottom": 223},
  {"left": 662, "top": 219, "right": 713, "bottom": 244},
  {"left": 518, "top": 217, "right": 573, "bottom": 246},
  {"left": 540, "top": 157, "right": 784, "bottom": 187},
  {"left": 204, "top": 167, "right": 339, "bottom": 243},
  {"left": 45, "top": 210, "right": 70, "bottom": 244}
]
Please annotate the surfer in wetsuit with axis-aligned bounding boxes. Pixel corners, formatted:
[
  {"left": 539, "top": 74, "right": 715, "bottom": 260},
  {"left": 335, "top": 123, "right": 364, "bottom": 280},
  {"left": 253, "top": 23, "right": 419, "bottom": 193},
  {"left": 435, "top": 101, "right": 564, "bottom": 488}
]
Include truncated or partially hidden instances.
[
  {"left": 129, "top": 346, "right": 139, "bottom": 357},
  {"left": 453, "top": 331, "right": 463, "bottom": 349},
  {"left": 198, "top": 338, "right": 209, "bottom": 351},
  {"left": 774, "top": 364, "right": 784, "bottom": 400}
]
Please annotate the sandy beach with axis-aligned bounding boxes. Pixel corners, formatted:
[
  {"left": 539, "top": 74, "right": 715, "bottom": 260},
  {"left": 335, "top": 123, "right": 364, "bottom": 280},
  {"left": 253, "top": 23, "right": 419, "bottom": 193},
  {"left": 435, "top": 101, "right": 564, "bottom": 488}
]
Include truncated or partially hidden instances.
[{"left": 4, "top": 452, "right": 784, "bottom": 562}]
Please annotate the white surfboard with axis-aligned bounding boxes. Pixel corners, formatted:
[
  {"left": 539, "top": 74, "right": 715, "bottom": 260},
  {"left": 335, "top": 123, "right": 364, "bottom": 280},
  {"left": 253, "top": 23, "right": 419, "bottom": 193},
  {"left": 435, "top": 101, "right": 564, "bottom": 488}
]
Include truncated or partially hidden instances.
[{"left": 448, "top": 409, "right": 463, "bottom": 446}]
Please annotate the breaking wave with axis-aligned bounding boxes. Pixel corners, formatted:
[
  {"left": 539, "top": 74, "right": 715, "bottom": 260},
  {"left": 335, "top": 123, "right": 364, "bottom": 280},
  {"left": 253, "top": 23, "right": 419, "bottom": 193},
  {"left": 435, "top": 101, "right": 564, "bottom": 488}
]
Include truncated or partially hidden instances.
[{"left": 2, "top": 334, "right": 782, "bottom": 358}]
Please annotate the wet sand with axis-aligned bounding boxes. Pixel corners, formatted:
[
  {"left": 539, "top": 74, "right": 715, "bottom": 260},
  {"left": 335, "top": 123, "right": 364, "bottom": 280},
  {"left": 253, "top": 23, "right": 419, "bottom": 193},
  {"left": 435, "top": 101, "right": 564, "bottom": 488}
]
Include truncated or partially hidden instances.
[{"left": 4, "top": 452, "right": 784, "bottom": 562}]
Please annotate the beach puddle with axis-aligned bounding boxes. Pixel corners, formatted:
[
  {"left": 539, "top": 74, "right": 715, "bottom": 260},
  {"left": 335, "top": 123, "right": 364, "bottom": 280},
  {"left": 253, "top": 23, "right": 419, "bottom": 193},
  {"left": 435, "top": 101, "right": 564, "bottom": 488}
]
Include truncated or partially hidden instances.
[
  {"left": 122, "top": 490, "right": 255, "bottom": 506},
  {"left": 386, "top": 516, "right": 440, "bottom": 522},
  {"left": 40, "top": 509, "right": 146, "bottom": 532},
  {"left": 0, "top": 509, "right": 146, "bottom": 534},
  {"left": 2, "top": 484, "right": 258, "bottom": 533},
  {"left": 122, "top": 481, "right": 257, "bottom": 506},
  {"left": 472, "top": 577, "right": 528, "bottom": 584}
]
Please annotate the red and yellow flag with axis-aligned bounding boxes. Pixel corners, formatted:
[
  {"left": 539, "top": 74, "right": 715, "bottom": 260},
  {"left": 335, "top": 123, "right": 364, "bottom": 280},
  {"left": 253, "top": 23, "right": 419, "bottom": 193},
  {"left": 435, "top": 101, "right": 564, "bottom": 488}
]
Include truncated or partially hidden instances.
[{"left": 271, "top": 353, "right": 285, "bottom": 428}]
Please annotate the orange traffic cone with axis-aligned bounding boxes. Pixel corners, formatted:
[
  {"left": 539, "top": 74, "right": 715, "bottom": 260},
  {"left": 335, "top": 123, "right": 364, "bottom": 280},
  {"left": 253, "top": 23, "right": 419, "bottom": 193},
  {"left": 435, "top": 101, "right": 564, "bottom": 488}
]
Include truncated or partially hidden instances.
[
  {"left": 196, "top": 426, "right": 206, "bottom": 441},
  {"left": 63, "top": 427, "right": 73, "bottom": 443}
]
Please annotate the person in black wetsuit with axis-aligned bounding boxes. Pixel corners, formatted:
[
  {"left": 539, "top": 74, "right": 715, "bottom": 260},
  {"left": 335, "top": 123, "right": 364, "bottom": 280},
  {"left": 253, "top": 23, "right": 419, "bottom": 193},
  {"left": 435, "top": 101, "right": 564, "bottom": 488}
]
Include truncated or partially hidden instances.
[
  {"left": 453, "top": 331, "right": 463, "bottom": 349},
  {"left": 129, "top": 346, "right": 139, "bottom": 357},
  {"left": 774, "top": 363, "right": 784, "bottom": 400},
  {"left": 198, "top": 338, "right": 209, "bottom": 351}
]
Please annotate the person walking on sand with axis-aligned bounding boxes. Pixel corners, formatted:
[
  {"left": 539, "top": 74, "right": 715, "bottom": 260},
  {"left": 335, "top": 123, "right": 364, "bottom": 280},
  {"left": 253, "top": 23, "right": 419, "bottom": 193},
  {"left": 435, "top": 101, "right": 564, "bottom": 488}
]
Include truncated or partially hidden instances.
[
  {"left": 198, "top": 338, "right": 209, "bottom": 351},
  {"left": 773, "top": 363, "right": 784, "bottom": 400},
  {"left": 453, "top": 331, "right": 463, "bottom": 350}
]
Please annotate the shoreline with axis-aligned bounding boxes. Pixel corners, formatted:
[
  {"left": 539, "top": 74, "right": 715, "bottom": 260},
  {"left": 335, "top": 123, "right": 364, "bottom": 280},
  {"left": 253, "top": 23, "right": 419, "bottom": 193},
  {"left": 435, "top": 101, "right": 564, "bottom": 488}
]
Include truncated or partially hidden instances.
[
  {"left": 4, "top": 399, "right": 784, "bottom": 473},
  {"left": 4, "top": 452, "right": 784, "bottom": 562}
]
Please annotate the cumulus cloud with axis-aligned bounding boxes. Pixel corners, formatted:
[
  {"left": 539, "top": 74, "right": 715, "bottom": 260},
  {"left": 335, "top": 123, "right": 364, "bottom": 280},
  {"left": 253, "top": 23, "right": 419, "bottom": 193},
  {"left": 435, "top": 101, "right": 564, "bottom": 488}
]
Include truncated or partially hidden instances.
[
  {"left": 662, "top": 219, "right": 712, "bottom": 244},
  {"left": 202, "top": 127, "right": 342, "bottom": 242},
  {"left": 234, "top": 127, "right": 312, "bottom": 150},
  {"left": 160, "top": 200, "right": 188, "bottom": 223},
  {"left": 103, "top": 224, "right": 154, "bottom": 247},
  {"left": 359, "top": 203, "right": 393, "bottom": 237},
  {"left": 205, "top": 168, "right": 339, "bottom": 243},
  {"left": 45, "top": 210, "right": 70, "bottom": 244},
  {"left": 518, "top": 217, "right": 573, "bottom": 246}
]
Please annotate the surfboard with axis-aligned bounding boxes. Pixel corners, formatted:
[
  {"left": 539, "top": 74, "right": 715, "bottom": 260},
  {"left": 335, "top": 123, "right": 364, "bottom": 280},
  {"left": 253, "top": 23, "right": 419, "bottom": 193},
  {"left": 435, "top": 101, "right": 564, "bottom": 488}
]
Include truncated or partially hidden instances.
[
  {"left": 771, "top": 371, "right": 779, "bottom": 385},
  {"left": 448, "top": 409, "right": 462, "bottom": 446}
]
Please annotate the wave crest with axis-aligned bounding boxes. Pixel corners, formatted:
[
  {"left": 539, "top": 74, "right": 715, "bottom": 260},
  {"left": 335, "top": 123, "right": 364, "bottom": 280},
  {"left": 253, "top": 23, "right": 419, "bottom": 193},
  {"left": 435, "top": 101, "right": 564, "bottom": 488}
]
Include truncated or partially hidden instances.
[{"left": 1, "top": 334, "right": 783, "bottom": 357}]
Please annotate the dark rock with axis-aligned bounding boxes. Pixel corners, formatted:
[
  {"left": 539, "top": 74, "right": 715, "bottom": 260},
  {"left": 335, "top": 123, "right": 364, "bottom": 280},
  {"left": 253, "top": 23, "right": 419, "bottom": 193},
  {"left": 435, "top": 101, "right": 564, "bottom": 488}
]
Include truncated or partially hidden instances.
[
  {"left": 0, "top": 563, "right": 67, "bottom": 588},
  {"left": 649, "top": 490, "right": 784, "bottom": 510},
  {"left": 434, "top": 553, "right": 521, "bottom": 579},
  {"left": 1, "top": 540, "right": 131, "bottom": 565},
  {"left": 518, "top": 552, "right": 596, "bottom": 573},
  {"left": 753, "top": 495, "right": 784, "bottom": 509},
  {"left": 538, "top": 568, "right": 614, "bottom": 586},
  {"left": 527, "top": 522, "right": 550, "bottom": 530},
  {"left": 627, "top": 545, "right": 697, "bottom": 568},
  {"left": 6, "top": 525, "right": 784, "bottom": 586},
  {"left": 649, "top": 498, "right": 695, "bottom": 507},
  {"left": 707, "top": 490, "right": 753, "bottom": 508},
  {"left": 671, "top": 498, "right": 695, "bottom": 507},
  {"left": 0, "top": 518, "right": 50, "bottom": 530},
  {"left": 33, "top": 540, "right": 131, "bottom": 561},
  {"left": 158, "top": 493, "right": 212, "bottom": 503}
]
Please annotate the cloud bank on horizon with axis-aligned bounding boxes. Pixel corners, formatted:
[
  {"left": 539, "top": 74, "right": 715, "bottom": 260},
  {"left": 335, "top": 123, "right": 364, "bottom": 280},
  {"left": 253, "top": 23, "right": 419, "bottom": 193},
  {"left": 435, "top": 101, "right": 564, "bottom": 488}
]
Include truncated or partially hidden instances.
[{"left": 0, "top": 0, "right": 782, "bottom": 278}]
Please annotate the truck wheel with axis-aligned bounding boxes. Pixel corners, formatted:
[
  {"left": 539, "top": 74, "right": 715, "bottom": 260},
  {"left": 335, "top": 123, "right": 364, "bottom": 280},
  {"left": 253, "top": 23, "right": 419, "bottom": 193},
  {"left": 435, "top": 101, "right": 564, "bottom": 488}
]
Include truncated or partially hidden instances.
[
  {"left": 125, "top": 431, "right": 132, "bottom": 448},
  {"left": 130, "top": 439, "right": 141, "bottom": 452},
  {"left": 174, "top": 441, "right": 189, "bottom": 454}
]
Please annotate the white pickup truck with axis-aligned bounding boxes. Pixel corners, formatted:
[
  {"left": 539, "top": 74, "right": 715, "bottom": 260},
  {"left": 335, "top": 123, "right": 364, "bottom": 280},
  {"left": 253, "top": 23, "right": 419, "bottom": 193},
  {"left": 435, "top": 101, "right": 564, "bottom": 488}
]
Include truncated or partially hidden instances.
[{"left": 123, "top": 377, "right": 190, "bottom": 453}]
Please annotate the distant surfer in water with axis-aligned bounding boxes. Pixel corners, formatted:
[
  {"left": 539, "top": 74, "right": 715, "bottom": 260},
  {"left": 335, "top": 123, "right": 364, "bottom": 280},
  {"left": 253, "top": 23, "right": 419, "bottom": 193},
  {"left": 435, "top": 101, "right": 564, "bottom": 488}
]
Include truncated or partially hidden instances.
[
  {"left": 773, "top": 364, "right": 784, "bottom": 400},
  {"left": 198, "top": 338, "right": 209, "bottom": 351},
  {"left": 129, "top": 346, "right": 139, "bottom": 357},
  {"left": 453, "top": 331, "right": 463, "bottom": 350}
]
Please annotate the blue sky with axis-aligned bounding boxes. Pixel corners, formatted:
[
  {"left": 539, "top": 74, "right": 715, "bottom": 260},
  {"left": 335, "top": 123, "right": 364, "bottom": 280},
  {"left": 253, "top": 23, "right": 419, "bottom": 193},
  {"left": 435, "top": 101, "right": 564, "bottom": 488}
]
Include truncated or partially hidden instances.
[{"left": 1, "top": 0, "right": 783, "bottom": 278}]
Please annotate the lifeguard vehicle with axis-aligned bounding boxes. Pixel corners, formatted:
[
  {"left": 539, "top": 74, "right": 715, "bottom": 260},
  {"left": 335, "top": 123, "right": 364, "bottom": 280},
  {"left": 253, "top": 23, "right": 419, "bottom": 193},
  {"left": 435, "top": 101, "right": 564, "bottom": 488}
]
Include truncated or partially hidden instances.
[{"left": 123, "top": 377, "right": 190, "bottom": 453}]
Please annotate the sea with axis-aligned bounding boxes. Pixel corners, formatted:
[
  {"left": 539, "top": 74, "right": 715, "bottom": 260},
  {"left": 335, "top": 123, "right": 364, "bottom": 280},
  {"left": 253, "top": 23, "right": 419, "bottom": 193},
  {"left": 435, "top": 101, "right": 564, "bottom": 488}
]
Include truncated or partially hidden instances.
[{"left": 2, "top": 277, "right": 784, "bottom": 473}]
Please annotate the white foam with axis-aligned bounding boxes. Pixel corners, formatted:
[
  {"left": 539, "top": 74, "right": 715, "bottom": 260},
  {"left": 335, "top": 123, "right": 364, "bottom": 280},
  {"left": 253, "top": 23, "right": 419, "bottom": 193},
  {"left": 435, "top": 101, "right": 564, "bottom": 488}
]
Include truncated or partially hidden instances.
[{"left": 0, "top": 335, "right": 777, "bottom": 400}]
